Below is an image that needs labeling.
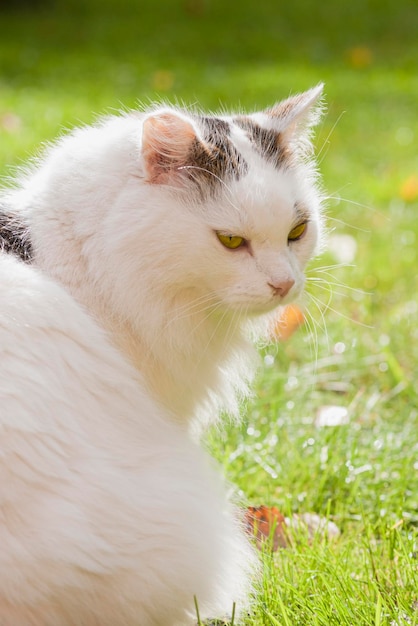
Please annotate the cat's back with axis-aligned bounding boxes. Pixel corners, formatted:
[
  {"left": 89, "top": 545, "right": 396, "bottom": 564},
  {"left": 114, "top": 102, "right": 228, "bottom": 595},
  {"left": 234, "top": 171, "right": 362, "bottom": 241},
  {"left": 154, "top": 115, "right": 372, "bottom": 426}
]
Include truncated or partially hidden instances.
[
  {"left": 0, "top": 252, "right": 132, "bottom": 423},
  {"left": 0, "top": 251, "right": 138, "bottom": 500},
  {"left": 0, "top": 252, "right": 251, "bottom": 626},
  {"left": 0, "top": 250, "right": 163, "bottom": 451}
]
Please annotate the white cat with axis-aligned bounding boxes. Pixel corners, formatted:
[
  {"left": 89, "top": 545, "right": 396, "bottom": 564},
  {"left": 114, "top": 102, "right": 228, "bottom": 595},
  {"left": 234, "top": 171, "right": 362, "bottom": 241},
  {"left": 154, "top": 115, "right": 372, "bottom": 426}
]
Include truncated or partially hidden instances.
[{"left": 0, "top": 84, "right": 324, "bottom": 625}]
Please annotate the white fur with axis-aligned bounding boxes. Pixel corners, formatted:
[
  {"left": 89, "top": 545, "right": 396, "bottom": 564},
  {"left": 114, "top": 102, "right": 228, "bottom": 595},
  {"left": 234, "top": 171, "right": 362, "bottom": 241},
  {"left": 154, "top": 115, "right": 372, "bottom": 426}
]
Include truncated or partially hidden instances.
[
  {"left": 0, "top": 254, "right": 253, "bottom": 625},
  {"left": 1, "top": 89, "right": 324, "bottom": 624},
  {"left": 11, "top": 93, "right": 323, "bottom": 426}
]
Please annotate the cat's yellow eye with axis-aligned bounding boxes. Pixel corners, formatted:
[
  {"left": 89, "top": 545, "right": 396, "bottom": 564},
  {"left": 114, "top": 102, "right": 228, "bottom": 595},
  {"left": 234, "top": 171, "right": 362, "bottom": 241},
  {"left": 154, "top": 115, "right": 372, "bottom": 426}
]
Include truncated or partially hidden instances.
[
  {"left": 216, "top": 232, "right": 246, "bottom": 250},
  {"left": 288, "top": 222, "right": 308, "bottom": 242}
]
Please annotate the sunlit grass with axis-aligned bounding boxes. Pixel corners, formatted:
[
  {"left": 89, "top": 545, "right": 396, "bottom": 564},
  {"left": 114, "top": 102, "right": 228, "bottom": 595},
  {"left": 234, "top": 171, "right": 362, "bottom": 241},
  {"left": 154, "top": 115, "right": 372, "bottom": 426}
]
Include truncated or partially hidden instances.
[{"left": 1, "top": 0, "right": 418, "bottom": 623}]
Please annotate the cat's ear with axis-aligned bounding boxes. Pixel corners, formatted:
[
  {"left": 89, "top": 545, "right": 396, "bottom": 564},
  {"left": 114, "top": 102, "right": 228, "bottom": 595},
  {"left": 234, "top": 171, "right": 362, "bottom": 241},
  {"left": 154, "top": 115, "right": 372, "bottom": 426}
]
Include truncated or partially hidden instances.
[
  {"left": 266, "top": 83, "right": 324, "bottom": 141},
  {"left": 141, "top": 112, "right": 198, "bottom": 185}
]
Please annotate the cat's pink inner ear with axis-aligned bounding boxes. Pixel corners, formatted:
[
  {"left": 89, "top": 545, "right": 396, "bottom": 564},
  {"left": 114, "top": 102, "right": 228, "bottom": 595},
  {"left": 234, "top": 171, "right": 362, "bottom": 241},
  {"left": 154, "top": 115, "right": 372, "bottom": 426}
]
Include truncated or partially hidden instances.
[
  {"left": 267, "top": 83, "right": 324, "bottom": 139},
  {"left": 142, "top": 112, "right": 197, "bottom": 184}
]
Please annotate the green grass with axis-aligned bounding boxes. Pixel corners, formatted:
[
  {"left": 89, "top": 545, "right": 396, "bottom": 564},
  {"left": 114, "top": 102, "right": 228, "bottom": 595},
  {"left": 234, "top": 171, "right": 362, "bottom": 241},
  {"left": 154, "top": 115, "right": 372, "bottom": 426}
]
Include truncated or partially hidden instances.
[{"left": 1, "top": 0, "right": 418, "bottom": 623}]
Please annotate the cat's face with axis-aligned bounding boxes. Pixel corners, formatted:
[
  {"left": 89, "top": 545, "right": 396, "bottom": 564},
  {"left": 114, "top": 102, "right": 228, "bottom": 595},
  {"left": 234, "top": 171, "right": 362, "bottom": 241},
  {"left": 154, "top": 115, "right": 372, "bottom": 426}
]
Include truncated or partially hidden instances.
[
  {"left": 134, "top": 85, "right": 324, "bottom": 318},
  {"left": 191, "top": 172, "right": 320, "bottom": 316}
]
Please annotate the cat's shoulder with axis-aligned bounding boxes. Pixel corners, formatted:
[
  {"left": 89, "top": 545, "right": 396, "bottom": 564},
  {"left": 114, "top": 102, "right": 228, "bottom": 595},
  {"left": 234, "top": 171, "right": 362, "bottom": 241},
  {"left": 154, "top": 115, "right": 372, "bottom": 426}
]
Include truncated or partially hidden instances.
[
  {"left": 0, "top": 253, "right": 138, "bottom": 418},
  {"left": 0, "top": 251, "right": 83, "bottom": 331}
]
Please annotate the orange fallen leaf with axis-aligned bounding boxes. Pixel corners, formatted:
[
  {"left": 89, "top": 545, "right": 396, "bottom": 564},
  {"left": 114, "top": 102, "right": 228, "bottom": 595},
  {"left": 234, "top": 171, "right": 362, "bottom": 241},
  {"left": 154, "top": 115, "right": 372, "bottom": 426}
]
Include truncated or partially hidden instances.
[
  {"left": 244, "top": 505, "right": 288, "bottom": 551},
  {"left": 271, "top": 304, "right": 305, "bottom": 341},
  {"left": 400, "top": 175, "right": 418, "bottom": 202},
  {"left": 244, "top": 506, "right": 341, "bottom": 551}
]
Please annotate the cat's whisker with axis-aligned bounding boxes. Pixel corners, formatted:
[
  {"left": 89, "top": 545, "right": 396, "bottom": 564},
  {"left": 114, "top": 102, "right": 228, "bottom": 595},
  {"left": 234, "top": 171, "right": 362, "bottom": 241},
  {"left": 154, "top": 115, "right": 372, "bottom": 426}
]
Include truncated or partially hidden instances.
[
  {"left": 308, "top": 290, "right": 374, "bottom": 329},
  {"left": 323, "top": 182, "right": 353, "bottom": 202},
  {"left": 220, "top": 305, "right": 243, "bottom": 363},
  {"left": 311, "top": 260, "right": 357, "bottom": 271},
  {"left": 166, "top": 291, "right": 222, "bottom": 319},
  {"left": 317, "top": 111, "right": 346, "bottom": 159},
  {"left": 305, "top": 290, "right": 331, "bottom": 335},
  {"left": 189, "top": 307, "right": 231, "bottom": 378},
  {"left": 161, "top": 300, "right": 225, "bottom": 346},
  {"left": 305, "top": 292, "right": 331, "bottom": 353},
  {"left": 141, "top": 292, "right": 228, "bottom": 365},
  {"left": 302, "top": 305, "right": 320, "bottom": 371},
  {"left": 308, "top": 264, "right": 358, "bottom": 289},
  {"left": 307, "top": 276, "right": 371, "bottom": 297},
  {"left": 144, "top": 285, "right": 237, "bottom": 366},
  {"left": 324, "top": 215, "right": 371, "bottom": 233},
  {"left": 316, "top": 142, "right": 330, "bottom": 167},
  {"left": 325, "top": 194, "right": 389, "bottom": 220},
  {"left": 161, "top": 285, "right": 234, "bottom": 323},
  {"left": 309, "top": 281, "right": 354, "bottom": 301},
  {"left": 316, "top": 110, "right": 346, "bottom": 165},
  {"left": 187, "top": 302, "right": 226, "bottom": 338}
]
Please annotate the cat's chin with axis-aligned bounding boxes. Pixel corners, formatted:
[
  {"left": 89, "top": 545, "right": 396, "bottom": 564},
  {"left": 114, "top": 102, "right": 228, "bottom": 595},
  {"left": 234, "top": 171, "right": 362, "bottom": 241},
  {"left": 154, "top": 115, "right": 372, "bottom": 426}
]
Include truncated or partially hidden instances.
[
  {"left": 228, "top": 300, "right": 286, "bottom": 318},
  {"left": 227, "top": 293, "right": 303, "bottom": 318}
]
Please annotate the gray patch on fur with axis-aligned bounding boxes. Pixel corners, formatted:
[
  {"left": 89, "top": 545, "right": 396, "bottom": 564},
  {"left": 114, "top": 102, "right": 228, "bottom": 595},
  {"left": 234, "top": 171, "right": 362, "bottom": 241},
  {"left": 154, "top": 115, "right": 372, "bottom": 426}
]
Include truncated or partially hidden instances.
[
  {"left": 184, "top": 116, "right": 248, "bottom": 196},
  {"left": 0, "top": 207, "right": 33, "bottom": 263},
  {"left": 234, "top": 117, "right": 290, "bottom": 168}
]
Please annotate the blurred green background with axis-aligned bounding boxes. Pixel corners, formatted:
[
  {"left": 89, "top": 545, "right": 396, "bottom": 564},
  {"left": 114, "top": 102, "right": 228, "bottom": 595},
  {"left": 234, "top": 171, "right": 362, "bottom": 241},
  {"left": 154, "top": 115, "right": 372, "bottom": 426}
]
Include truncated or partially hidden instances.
[
  {"left": 1, "top": 0, "right": 417, "bottom": 211},
  {"left": 1, "top": 1, "right": 418, "bottom": 622}
]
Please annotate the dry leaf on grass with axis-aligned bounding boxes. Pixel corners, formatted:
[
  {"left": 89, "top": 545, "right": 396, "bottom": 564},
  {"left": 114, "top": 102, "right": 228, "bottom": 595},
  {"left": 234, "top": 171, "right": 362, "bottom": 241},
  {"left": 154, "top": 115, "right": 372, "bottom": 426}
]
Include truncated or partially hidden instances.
[
  {"left": 244, "top": 505, "right": 288, "bottom": 551},
  {"left": 244, "top": 506, "right": 340, "bottom": 551}
]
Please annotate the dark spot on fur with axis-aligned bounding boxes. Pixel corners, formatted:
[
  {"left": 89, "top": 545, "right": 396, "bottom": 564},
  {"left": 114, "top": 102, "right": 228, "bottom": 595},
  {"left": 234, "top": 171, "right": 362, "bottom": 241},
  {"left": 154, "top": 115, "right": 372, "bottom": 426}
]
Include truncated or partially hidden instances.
[
  {"left": 183, "top": 116, "right": 248, "bottom": 196},
  {"left": 234, "top": 117, "right": 291, "bottom": 168},
  {"left": 200, "top": 117, "right": 231, "bottom": 138},
  {"left": 0, "top": 207, "right": 33, "bottom": 263}
]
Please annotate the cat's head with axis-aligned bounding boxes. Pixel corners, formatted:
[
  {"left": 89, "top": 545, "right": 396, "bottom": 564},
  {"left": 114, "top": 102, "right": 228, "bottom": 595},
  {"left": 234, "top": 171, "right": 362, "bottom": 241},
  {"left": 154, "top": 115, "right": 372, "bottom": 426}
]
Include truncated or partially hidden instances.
[
  {"left": 132, "top": 84, "right": 325, "bottom": 318},
  {"left": 30, "top": 85, "right": 325, "bottom": 329}
]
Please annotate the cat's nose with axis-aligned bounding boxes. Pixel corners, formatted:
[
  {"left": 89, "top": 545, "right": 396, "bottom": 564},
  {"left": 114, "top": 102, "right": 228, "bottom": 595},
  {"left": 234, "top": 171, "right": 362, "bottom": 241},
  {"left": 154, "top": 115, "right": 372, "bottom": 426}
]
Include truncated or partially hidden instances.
[{"left": 268, "top": 278, "right": 295, "bottom": 298}]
